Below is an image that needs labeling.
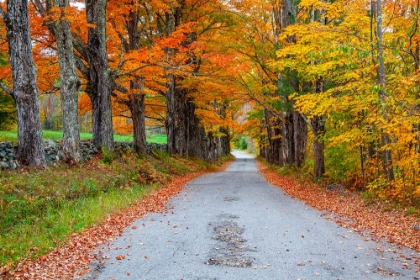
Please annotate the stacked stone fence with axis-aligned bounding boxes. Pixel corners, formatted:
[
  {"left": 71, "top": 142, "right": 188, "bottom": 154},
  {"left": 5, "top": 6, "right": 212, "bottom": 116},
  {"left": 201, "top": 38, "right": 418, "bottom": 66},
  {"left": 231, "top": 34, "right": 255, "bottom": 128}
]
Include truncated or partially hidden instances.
[{"left": 0, "top": 141, "right": 167, "bottom": 170}]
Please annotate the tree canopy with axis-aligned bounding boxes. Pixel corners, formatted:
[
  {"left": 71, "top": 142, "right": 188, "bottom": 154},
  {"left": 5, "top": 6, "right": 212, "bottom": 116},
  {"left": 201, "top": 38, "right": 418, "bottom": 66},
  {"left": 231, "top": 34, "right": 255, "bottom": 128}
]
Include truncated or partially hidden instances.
[{"left": 0, "top": 0, "right": 419, "bottom": 202}]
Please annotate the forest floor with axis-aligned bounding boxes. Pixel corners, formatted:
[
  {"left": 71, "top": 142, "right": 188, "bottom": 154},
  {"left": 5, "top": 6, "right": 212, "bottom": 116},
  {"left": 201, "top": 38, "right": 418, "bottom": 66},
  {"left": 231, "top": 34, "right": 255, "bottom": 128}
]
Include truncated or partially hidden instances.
[{"left": 1, "top": 154, "right": 419, "bottom": 279}]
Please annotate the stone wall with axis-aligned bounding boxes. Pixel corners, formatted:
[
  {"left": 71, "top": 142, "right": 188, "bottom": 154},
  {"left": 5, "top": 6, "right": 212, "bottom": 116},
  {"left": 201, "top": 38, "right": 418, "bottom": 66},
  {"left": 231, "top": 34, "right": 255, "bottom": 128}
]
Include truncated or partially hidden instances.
[
  {"left": 0, "top": 142, "right": 19, "bottom": 170},
  {"left": 0, "top": 141, "right": 167, "bottom": 170}
]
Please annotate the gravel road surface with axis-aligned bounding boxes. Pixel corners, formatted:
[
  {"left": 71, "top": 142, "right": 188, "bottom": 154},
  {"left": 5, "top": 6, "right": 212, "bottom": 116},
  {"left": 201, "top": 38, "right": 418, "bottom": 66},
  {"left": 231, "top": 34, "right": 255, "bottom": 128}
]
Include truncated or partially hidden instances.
[{"left": 87, "top": 151, "right": 419, "bottom": 280}]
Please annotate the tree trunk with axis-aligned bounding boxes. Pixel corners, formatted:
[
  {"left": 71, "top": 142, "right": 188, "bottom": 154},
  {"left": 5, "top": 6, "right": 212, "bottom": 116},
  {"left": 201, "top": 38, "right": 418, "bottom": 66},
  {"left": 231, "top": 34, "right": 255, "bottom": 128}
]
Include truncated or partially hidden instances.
[
  {"left": 293, "top": 111, "right": 307, "bottom": 167},
  {"left": 219, "top": 127, "right": 231, "bottom": 156},
  {"left": 128, "top": 90, "right": 146, "bottom": 155},
  {"left": 2, "top": 0, "right": 46, "bottom": 167},
  {"left": 264, "top": 109, "right": 281, "bottom": 164},
  {"left": 54, "top": 0, "right": 82, "bottom": 163},
  {"left": 311, "top": 115, "right": 325, "bottom": 179},
  {"left": 125, "top": 5, "right": 147, "bottom": 155},
  {"left": 165, "top": 72, "right": 176, "bottom": 154},
  {"left": 175, "top": 88, "right": 188, "bottom": 156},
  {"left": 164, "top": 7, "right": 177, "bottom": 155},
  {"left": 281, "top": 113, "right": 294, "bottom": 166},
  {"left": 86, "top": 0, "right": 114, "bottom": 151},
  {"left": 375, "top": 0, "right": 394, "bottom": 181}
]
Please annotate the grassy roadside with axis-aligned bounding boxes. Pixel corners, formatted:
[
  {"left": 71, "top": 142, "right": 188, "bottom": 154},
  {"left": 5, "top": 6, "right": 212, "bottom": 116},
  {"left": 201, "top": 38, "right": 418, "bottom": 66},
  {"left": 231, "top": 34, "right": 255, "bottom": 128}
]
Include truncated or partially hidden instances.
[
  {"left": 0, "top": 130, "right": 167, "bottom": 144},
  {"left": 0, "top": 149, "right": 231, "bottom": 272}
]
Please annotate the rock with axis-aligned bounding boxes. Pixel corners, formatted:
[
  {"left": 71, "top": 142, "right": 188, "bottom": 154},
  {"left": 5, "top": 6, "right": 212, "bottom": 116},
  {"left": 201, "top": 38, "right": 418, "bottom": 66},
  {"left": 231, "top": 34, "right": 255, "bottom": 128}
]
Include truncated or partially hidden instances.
[
  {"left": 0, "top": 140, "right": 170, "bottom": 169},
  {"left": 44, "top": 140, "right": 58, "bottom": 149},
  {"left": 326, "top": 183, "right": 346, "bottom": 196},
  {"left": 8, "top": 161, "right": 17, "bottom": 169},
  {"left": 0, "top": 161, "right": 9, "bottom": 169},
  {"left": 58, "top": 151, "right": 67, "bottom": 161}
]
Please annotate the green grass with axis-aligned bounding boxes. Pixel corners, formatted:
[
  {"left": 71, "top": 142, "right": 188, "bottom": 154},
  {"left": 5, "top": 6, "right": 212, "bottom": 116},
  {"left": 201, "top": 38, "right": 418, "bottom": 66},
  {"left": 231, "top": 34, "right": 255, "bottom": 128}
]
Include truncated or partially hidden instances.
[
  {"left": 0, "top": 150, "right": 230, "bottom": 269},
  {"left": 0, "top": 130, "right": 167, "bottom": 144},
  {"left": 147, "top": 133, "right": 167, "bottom": 144}
]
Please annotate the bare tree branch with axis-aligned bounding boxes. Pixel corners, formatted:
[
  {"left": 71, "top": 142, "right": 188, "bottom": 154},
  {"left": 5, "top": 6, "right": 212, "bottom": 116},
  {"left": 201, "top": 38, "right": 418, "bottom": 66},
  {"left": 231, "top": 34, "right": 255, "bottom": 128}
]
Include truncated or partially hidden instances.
[
  {"left": 116, "top": 64, "right": 152, "bottom": 77},
  {"left": 113, "top": 82, "right": 129, "bottom": 94},
  {"left": 0, "top": 81, "right": 13, "bottom": 96},
  {"left": 236, "top": 75, "right": 283, "bottom": 120},
  {"left": 74, "top": 55, "right": 89, "bottom": 79}
]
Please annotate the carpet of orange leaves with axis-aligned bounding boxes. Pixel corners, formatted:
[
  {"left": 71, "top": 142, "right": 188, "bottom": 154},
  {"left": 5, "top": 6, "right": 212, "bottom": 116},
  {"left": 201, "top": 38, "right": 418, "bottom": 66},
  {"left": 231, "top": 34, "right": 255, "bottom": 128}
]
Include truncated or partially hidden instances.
[
  {"left": 2, "top": 160, "right": 232, "bottom": 280},
  {"left": 258, "top": 161, "right": 420, "bottom": 273}
]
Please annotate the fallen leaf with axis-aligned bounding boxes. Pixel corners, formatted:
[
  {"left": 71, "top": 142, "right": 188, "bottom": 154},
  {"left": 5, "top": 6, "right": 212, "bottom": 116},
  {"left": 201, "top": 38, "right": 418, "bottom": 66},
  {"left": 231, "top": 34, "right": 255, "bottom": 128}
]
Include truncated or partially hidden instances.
[{"left": 116, "top": 255, "right": 125, "bottom": 260}]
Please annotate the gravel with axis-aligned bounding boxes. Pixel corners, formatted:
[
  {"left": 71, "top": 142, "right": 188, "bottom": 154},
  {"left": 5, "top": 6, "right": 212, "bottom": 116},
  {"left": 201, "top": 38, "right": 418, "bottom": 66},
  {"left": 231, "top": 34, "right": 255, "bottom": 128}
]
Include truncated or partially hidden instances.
[{"left": 86, "top": 150, "right": 419, "bottom": 280}]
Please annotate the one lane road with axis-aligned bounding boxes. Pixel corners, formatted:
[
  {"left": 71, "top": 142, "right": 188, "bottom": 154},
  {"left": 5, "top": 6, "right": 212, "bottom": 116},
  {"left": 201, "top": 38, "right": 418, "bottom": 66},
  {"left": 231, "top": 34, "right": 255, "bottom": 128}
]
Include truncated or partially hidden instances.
[{"left": 87, "top": 150, "right": 419, "bottom": 280}]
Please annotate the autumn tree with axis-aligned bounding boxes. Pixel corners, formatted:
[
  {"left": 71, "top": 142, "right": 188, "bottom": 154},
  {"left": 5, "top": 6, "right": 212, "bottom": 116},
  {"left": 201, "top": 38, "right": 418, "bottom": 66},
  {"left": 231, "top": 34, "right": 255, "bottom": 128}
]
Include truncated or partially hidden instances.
[
  {"left": 142, "top": 0, "right": 235, "bottom": 159},
  {"left": 373, "top": 0, "right": 394, "bottom": 181},
  {"left": 0, "top": 0, "right": 46, "bottom": 167},
  {"left": 226, "top": 0, "right": 308, "bottom": 169},
  {"left": 83, "top": 0, "right": 114, "bottom": 150},
  {"left": 33, "top": 0, "right": 82, "bottom": 163}
]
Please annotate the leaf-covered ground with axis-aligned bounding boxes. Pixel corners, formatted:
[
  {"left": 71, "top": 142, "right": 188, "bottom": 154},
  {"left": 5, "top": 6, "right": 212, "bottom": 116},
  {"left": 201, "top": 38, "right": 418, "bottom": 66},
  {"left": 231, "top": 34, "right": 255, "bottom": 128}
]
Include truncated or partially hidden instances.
[
  {"left": 1, "top": 160, "right": 232, "bottom": 280},
  {"left": 257, "top": 161, "right": 420, "bottom": 273}
]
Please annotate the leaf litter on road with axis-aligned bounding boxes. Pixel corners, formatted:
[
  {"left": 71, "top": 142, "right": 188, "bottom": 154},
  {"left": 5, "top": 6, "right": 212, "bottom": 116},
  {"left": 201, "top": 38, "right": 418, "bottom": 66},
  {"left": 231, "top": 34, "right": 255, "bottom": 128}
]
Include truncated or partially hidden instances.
[{"left": 257, "top": 160, "right": 420, "bottom": 273}]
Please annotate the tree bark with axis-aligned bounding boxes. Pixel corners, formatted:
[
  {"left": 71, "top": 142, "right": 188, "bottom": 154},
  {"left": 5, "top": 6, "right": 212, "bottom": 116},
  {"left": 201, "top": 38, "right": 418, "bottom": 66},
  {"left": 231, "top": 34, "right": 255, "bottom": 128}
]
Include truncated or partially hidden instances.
[
  {"left": 164, "top": 8, "right": 177, "bottom": 155},
  {"left": 293, "top": 111, "right": 307, "bottom": 167},
  {"left": 124, "top": 5, "right": 147, "bottom": 155},
  {"left": 281, "top": 113, "right": 294, "bottom": 166},
  {"left": 174, "top": 87, "right": 189, "bottom": 156},
  {"left": 375, "top": 0, "right": 394, "bottom": 181},
  {"left": 264, "top": 109, "right": 281, "bottom": 164},
  {"left": 128, "top": 87, "right": 146, "bottom": 155},
  {"left": 219, "top": 127, "right": 231, "bottom": 156},
  {"left": 310, "top": 79, "right": 326, "bottom": 179},
  {"left": 54, "top": 0, "right": 82, "bottom": 163},
  {"left": 1, "top": 0, "right": 46, "bottom": 167},
  {"left": 311, "top": 115, "right": 325, "bottom": 179},
  {"left": 86, "top": 0, "right": 114, "bottom": 151},
  {"left": 165, "top": 72, "right": 176, "bottom": 154}
]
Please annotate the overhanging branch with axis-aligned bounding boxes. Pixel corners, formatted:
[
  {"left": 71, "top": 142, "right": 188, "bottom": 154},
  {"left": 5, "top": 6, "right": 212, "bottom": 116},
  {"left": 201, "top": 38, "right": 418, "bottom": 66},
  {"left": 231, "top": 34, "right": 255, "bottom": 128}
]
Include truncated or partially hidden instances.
[
  {"left": 236, "top": 75, "right": 283, "bottom": 120},
  {"left": 0, "top": 81, "right": 13, "bottom": 96}
]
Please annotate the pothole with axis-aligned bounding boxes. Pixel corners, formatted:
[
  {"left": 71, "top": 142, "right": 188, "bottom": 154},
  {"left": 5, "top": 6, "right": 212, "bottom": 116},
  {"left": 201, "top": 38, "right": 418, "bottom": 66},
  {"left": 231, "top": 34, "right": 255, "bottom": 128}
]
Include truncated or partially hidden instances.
[
  {"left": 207, "top": 256, "right": 252, "bottom": 268},
  {"left": 206, "top": 216, "right": 255, "bottom": 268}
]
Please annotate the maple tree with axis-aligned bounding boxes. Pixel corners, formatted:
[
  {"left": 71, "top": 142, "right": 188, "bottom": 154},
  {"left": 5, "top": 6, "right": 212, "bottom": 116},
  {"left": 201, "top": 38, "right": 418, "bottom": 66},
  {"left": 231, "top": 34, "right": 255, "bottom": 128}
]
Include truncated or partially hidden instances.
[
  {"left": 32, "top": 0, "right": 83, "bottom": 163},
  {"left": 0, "top": 0, "right": 46, "bottom": 167},
  {"left": 265, "top": 0, "right": 420, "bottom": 199},
  {"left": 219, "top": 0, "right": 420, "bottom": 202}
]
